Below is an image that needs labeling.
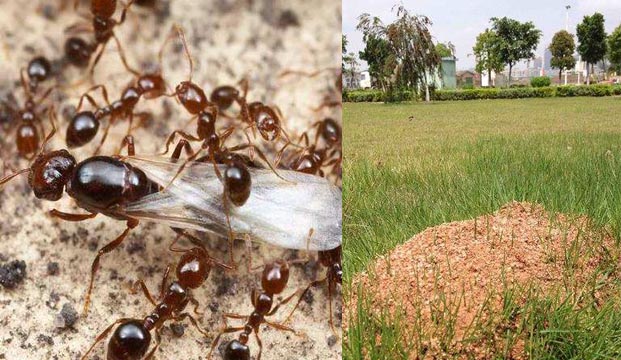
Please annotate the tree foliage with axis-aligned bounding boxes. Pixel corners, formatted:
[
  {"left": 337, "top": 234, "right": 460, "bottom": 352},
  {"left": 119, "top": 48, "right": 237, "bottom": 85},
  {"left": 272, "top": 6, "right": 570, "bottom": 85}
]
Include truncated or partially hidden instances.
[
  {"left": 490, "top": 17, "right": 542, "bottom": 86},
  {"left": 549, "top": 30, "right": 576, "bottom": 80},
  {"left": 608, "top": 25, "right": 621, "bottom": 74},
  {"left": 473, "top": 29, "right": 504, "bottom": 86},
  {"left": 357, "top": 5, "right": 440, "bottom": 101},
  {"left": 435, "top": 42, "right": 455, "bottom": 58},
  {"left": 576, "top": 13, "right": 607, "bottom": 84},
  {"left": 358, "top": 35, "right": 393, "bottom": 90}
]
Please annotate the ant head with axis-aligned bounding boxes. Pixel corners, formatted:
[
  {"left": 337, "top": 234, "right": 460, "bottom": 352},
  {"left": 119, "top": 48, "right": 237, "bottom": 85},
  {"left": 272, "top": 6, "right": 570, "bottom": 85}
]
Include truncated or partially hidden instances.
[
  {"left": 28, "top": 150, "right": 76, "bottom": 201},
  {"left": 210, "top": 85, "right": 239, "bottom": 111},
  {"left": 137, "top": 74, "right": 166, "bottom": 99},
  {"left": 64, "top": 37, "right": 93, "bottom": 68},
  {"left": 107, "top": 320, "right": 151, "bottom": 360},
  {"left": 254, "top": 106, "right": 280, "bottom": 141},
  {"left": 261, "top": 260, "right": 289, "bottom": 295},
  {"left": 223, "top": 339, "right": 250, "bottom": 360},
  {"left": 176, "top": 247, "right": 211, "bottom": 289}
]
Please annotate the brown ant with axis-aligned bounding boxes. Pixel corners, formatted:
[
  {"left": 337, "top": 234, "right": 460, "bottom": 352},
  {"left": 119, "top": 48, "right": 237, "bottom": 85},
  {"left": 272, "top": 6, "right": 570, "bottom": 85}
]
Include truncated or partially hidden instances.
[
  {"left": 80, "top": 234, "right": 230, "bottom": 360},
  {"left": 1, "top": 57, "right": 56, "bottom": 158},
  {"left": 208, "top": 260, "right": 299, "bottom": 360},
  {"left": 285, "top": 246, "right": 342, "bottom": 334},
  {"left": 65, "top": 0, "right": 137, "bottom": 79},
  {"left": 64, "top": 30, "right": 173, "bottom": 152}
]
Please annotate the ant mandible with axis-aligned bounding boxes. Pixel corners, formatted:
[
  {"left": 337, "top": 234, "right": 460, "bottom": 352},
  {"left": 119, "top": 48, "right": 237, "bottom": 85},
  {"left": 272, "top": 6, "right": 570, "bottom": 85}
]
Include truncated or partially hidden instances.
[
  {"left": 208, "top": 260, "right": 299, "bottom": 360},
  {"left": 80, "top": 234, "right": 232, "bottom": 360}
]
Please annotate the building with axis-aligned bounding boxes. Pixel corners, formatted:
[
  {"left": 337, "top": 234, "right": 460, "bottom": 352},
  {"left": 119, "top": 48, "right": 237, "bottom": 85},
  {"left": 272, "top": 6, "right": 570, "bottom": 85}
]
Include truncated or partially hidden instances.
[
  {"left": 456, "top": 70, "right": 480, "bottom": 87},
  {"left": 343, "top": 69, "right": 372, "bottom": 89}
]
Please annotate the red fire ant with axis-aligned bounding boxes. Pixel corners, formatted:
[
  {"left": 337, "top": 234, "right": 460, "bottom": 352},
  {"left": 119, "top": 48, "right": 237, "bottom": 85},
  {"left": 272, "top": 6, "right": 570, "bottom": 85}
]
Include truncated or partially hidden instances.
[
  {"left": 80, "top": 234, "right": 231, "bottom": 359},
  {"left": 65, "top": 0, "right": 137, "bottom": 79},
  {"left": 64, "top": 29, "right": 174, "bottom": 153},
  {"left": 208, "top": 260, "right": 299, "bottom": 360},
  {"left": 1, "top": 57, "right": 56, "bottom": 159}
]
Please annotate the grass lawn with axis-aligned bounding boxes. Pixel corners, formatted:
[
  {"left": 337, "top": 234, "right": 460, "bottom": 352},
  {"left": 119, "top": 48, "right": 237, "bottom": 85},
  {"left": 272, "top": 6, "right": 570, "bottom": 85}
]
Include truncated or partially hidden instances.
[{"left": 343, "top": 97, "right": 621, "bottom": 359}]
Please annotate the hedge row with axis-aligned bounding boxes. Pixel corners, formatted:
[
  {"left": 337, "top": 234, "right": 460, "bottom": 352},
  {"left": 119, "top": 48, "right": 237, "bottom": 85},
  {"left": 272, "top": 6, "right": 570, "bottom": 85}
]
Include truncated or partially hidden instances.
[
  {"left": 343, "top": 89, "right": 414, "bottom": 102},
  {"left": 434, "top": 84, "right": 621, "bottom": 101}
]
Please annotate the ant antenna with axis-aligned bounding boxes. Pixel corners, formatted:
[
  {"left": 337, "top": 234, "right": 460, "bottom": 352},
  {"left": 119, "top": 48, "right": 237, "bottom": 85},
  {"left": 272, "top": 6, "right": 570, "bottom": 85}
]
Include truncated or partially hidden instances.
[
  {"left": 174, "top": 24, "right": 194, "bottom": 82},
  {"left": 20, "top": 68, "right": 32, "bottom": 99}
]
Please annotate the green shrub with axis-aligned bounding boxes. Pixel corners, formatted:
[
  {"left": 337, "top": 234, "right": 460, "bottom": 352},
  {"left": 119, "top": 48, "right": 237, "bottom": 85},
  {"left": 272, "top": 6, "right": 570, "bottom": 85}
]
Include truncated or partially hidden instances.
[
  {"left": 531, "top": 76, "right": 552, "bottom": 88},
  {"left": 434, "top": 84, "right": 619, "bottom": 101}
]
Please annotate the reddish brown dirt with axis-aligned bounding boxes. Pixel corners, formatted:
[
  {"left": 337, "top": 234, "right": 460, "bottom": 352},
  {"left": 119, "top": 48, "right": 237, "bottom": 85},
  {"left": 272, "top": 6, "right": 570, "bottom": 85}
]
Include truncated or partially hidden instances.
[{"left": 348, "top": 202, "right": 616, "bottom": 358}]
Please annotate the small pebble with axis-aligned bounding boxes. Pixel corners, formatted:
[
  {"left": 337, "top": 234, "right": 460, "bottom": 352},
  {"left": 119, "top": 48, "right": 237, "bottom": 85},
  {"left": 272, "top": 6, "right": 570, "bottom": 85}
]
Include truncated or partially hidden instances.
[
  {"left": 55, "top": 303, "right": 78, "bottom": 329},
  {"left": 47, "top": 262, "right": 59, "bottom": 276},
  {"left": 170, "top": 323, "right": 185, "bottom": 337},
  {"left": 327, "top": 335, "right": 338, "bottom": 347},
  {"left": 0, "top": 260, "right": 27, "bottom": 289}
]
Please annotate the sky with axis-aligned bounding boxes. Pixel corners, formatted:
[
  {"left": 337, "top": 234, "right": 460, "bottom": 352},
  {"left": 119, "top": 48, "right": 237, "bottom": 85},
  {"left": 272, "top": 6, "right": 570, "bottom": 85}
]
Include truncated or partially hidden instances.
[{"left": 343, "top": 0, "right": 621, "bottom": 71}]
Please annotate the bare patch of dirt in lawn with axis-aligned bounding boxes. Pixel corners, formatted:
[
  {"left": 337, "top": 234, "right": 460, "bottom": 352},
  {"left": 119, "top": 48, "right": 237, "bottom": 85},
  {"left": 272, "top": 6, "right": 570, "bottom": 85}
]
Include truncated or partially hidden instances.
[{"left": 347, "top": 202, "right": 618, "bottom": 359}]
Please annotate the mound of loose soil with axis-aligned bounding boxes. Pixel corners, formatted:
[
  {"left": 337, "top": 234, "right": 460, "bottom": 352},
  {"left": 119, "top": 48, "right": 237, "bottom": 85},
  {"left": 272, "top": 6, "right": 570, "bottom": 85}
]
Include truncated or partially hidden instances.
[{"left": 348, "top": 202, "right": 616, "bottom": 358}]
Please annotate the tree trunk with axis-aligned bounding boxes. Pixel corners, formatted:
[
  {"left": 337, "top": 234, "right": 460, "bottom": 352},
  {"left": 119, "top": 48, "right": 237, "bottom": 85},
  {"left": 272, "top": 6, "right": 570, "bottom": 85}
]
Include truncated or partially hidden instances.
[
  {"left": 559, "top": 69, "right": 562, "bottom": 82},
  {"left": 586, "top": 62, "right": 590, "bottom": 85},
  {"left": 488, "top": 68, "right": 492, "bottom": 88},
  {"left": 508, "top": 63, "right": 513, "bottom": 87}
]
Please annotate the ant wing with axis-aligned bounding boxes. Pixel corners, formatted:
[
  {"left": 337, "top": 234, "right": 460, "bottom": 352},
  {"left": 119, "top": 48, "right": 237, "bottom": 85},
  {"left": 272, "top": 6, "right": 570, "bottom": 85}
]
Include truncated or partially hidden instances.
[{"left": 122, "top": 155, "right": 342, "bottom": 251}]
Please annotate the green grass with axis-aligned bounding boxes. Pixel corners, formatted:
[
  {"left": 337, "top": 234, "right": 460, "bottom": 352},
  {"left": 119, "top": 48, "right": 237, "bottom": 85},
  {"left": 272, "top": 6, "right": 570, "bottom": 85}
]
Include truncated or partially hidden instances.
[{"left": 343, "top": 97, "right": 621, "bottom": 359}]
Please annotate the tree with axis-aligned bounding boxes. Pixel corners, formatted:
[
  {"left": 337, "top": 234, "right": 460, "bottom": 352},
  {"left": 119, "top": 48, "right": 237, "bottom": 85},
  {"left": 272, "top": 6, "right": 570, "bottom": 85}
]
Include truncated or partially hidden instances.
[
  {"left": 343, "top": 52, "right": 359, "bottom": 88},
  {"left": 549, "top": 30, "right": 576, "bottom": 81},
  {"left": 473, "top": 29, "right": 504, "bottom": 87},
  {"left": 608, "top": 25, "right": 621, "bottom": 74},
  {"left": 435, "top": 42, "right": 455, "bottom": 58},
  {"left": 490, "top": 17, "right": 542, "bottom": 86},
  {"left": 359, "top": 35, "right": 392, "bottom": 90},
  {"left": 357, "top": 5, "right": 440, "bottom": 102},
  {"left": 342, "top": 34, "right": 348, "bottom": 71},
  {"left": 576, "top": 13, "right": 607, "bottom": 84}
]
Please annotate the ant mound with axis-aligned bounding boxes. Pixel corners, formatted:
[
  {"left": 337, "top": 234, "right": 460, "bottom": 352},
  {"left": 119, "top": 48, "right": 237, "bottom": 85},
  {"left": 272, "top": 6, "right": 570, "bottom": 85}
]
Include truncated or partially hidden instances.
[{"left": 348, "top": 201, "right": 617, "bottom": 358}]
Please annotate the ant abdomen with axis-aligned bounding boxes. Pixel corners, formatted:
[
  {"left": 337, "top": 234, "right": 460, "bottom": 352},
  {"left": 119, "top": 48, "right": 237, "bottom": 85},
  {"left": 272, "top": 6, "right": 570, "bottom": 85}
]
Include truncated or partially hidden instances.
[
  {"left": 66, "top": 111, "right": 100, "bottom": 148},
  {"left": 136, "top": 75, "right": 166, "bottom": 99},
  {"left": 107, "top": 320, "right": 151, "bottom": 360},
  {"left": 27, "top": 57, "right": 52, "bottom": 90},
  {"left": 176, "top": 248, "right": 211, "bottom": 289},
  {"left": 261, "top": 260, "right": 289, "bottom": 295},
  {"left": 223, "top": 340, "right": 251, "bottom": 360},
  {"left": 223, "top": 159, "right": 251, "bottom": 207},
  {"left": 210, "top": 85, "right": 239, "bottom": 111}
]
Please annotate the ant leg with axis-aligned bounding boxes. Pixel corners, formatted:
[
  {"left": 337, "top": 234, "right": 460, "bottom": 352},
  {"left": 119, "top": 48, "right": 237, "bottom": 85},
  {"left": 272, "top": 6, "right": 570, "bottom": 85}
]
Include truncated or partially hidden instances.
[
  {"left": 19, "top": 68, "right": 31, "bottom": 99},
  {"left": 131, "top": 279, "right": 157, "bottom": 306},
  {"left": 188, "top": 297, "right": 203, "bottom": 316},
  {"left": 266, "top": 290, "right": 299, "bottom": 317},
  {"left": 129, "top": 111, "right": 151, "bottom": 132},
  {"left": 207, "top": 325, "right": 245, "bottom": 359},
  {"left": 65, "top": 21, "right": 93, "bottom": 35},
  {"left": 168, "top": 233, "right": 187, "bottom": 252},
  {"left": 0, "top": 168, "right": 29, "bottom": 187},
  {"left": 118, "top": 0, "right": 135, "bottom": 25},
  {"left": 83, "top": 219, "right": 139, "bottom": 316},
  {"left": 80, "top": 318, "right": 133, "bottom": 360},
  {"left": 264, "top": 319, "right": 298, "bottom": 335},
  {"left": 88, "top": 41, "right": 109, "bottom": 80},
  {"left": 144, "top": 328, "right": 162, "bottom": 360},
  {"left": 255, "top": 332, "right": 263, "bottom": 360},
  {"left": 93, "top": 117, "right": 114, "bottom": 155},
  {"left": 111, "top": 32, "right": 140, "bottom": 76},
  {"left": 228, "top": 143, "right": 288, "bottom": 182},
  {"left": 175, "top": 312, "right": 209, "bottom": 336},
  {"left": 34, "top": 86, "right": 57, "bottom": 107},
  {"left": 49, "top": 209, "right": 97, "bottom": 221},
  {"left": 283, "top": 278, "right": 327, "bottom": 324},
  {"left": 77, "top": 84, "right": 112, "bottom": 111},
  {"left": 160, "top": 130, "right": 201, "bottom": 156},
  {"left": 158, "top": 264, "right": 171, "bottom": 299},
  {"left": 170, "top": 139, "right": 194, "bottom": 163}
]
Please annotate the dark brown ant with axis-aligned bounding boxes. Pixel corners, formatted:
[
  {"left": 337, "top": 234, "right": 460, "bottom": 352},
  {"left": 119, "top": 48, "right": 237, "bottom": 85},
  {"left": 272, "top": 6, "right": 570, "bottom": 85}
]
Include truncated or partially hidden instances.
[
  {"left": 64, "top": 31, "right": 172, "bottom": 152},
  {"left": 80, "top": 235, "right": 230, "bottom": 360},
  {"left": 1, "top": 57, "right": 56, "bottom": 158},
  {"left": 208, "top": 260, "right": 299, "bottom": 360},
  {"left": 284, "top": 246, "right": 342, "bottom": 334},
  {"left": 0, "top": 110, "right": 202, "bottom": 315},
  {"left": 65, "top": 0, "right": 136, "bottom": 79}
]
